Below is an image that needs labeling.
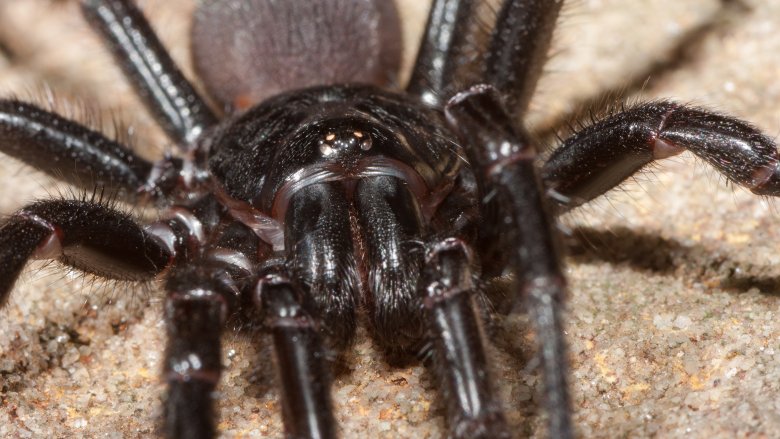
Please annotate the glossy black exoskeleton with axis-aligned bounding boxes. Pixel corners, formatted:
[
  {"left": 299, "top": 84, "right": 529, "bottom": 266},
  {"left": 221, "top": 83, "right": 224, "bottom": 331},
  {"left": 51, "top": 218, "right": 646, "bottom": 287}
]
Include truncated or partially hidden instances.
[{"left": 208, "top": 85, "right": 472, "bottom": 352}]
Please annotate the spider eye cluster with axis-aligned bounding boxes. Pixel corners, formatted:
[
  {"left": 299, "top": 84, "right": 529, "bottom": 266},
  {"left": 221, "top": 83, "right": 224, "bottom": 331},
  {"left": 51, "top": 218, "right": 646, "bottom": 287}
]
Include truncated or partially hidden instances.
[{"left": 318, "top": 130, "right": 373, "bottom": 157}]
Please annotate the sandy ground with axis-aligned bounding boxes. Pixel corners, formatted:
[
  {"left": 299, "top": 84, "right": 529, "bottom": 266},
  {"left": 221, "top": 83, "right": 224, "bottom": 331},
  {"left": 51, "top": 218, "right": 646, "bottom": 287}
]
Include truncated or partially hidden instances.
[{"left": 1, "top": 0, "right": 780, "bottom": 437}]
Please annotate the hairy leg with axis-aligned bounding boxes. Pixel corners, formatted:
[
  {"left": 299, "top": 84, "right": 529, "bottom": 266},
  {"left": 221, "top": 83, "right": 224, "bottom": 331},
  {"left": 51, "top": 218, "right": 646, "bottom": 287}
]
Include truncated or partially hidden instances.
[
  {"left": 0, "top": 198, "right": 170, "bottom": 304},
  {"left": 82, "top": 0, "right": 217, "bottom": 145},
  {"left": 447, "top": 85, "right": 572, "bottom": 439},
  {"left": 0, "top": 100, "right": 180, "bottom": 201},
  {"left": 542, "top": 101, "right": 779, "bottom": 210},
  {"left": 418, "top": 237, "right": 510, "bottom": 439}
]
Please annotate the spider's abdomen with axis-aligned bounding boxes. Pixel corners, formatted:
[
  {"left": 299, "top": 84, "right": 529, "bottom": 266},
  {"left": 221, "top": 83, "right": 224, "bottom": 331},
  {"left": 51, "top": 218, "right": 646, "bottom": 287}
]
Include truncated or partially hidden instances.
[{"left": 192, "top": 0, "right": 401, "bottom": 111}]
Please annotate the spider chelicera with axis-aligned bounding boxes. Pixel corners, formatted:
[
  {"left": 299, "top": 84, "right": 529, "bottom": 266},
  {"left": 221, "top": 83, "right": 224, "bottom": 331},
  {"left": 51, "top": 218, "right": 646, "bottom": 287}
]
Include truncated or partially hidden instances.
[{"left": 1, "top": 0, "right": 779, "bottom": 438}]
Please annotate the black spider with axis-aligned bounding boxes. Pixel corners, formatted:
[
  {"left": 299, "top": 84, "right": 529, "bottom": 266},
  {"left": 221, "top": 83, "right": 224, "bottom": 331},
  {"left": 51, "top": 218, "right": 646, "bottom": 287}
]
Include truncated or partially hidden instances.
[{"left": 0, "top": 0, "right": 777, "bottom": 438}]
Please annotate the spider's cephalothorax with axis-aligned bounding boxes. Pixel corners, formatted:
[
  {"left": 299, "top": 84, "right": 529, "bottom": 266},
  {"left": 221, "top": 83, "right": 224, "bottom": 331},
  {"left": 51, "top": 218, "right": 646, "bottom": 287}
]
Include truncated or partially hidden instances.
[
  {"left": 206, "top": 84, "right": 473, "bottom": 353},
  {"left": 1, "top": 0, "right": 778, "bottom": 438}
]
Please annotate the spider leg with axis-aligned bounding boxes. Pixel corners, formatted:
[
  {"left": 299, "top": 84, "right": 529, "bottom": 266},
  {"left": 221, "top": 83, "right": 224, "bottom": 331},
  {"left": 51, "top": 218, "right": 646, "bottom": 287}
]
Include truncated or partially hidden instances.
[
  {"left": 541, "top": 101, "right": 780, "bottom": 210},
  {"left": 0, "top": 198, "right": 170, "bottom": 305},
  {"left": 483, "top": 0, "right": 563, "bottom": 118},
  {"left": 81, "top": 0, "right": 217, "bottom": 145},
  {"left": 0, "top": 100, "right": 182, "bottom": 202},
  {"left": 254, "top": 265, "right": 336, "bottom": 439},
  {"left": 408, "top": 0, "right": 563, "bottom": 114},
  {"left": 148, "top": 196, "right": 259, "bottom": 439},
  {"left": 418, "top": 237, "right": 510, "bottom": 439},
  {"left": 446, "top": 85, "right": 572, "bottom": 439},
  {"left": 407, "top": 0, "right": 480, "bottom": 106},
  {"left": 163, "top": 257, "right": 245, "bottom": 439},
  {"left": 160, "top": 193, "right": 336, "bottom": 438}
]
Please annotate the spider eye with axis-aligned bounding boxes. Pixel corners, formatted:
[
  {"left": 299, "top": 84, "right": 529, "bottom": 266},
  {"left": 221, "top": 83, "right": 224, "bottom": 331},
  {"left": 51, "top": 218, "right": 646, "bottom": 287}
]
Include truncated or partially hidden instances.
[
  {"left": 319, "top": 142, "right": 335, "bottom": 157},
  {"left": 317, "top": 130, "right": 372, "bottom": 156},
  {"left": 360, "top": 137, "right": 373, "bottom": 151}
]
